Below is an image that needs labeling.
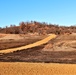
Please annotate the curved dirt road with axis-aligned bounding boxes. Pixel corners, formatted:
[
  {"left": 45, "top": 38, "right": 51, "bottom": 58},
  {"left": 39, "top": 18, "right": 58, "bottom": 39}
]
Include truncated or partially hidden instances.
[{"left": 0, "top": 34, "right": 56, "bottom": 54}]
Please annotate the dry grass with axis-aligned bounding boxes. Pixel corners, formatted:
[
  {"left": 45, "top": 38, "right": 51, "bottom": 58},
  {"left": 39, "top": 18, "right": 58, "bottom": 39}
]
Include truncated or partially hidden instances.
[
  {"left": 0, "top": 34, "right": 56, "bottom": 53},
  {"left": 0, "top": 62, "right": 76, "bottom": 75},
  {"left": 0, "top": 34, "right": 46, "bottom": 50},
  {"left": 0, "top": 39, "right": 41, "bottom": 50}
]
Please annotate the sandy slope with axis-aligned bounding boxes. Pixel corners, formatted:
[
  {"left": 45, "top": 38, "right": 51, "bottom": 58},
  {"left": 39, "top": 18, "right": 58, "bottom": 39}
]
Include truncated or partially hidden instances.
[
  {"left": 0, "top": 34, "right": 56, "bottom": 53},
  {"left": 0, "top": 62, "right": 76, "bottom": 75}
]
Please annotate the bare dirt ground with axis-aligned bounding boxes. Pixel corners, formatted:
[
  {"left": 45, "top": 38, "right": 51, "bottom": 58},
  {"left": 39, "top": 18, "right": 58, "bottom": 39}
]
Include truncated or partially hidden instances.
[
  {"left": 0, "top": 46, "right": 76, "bottom": 63},
  {"left": 0, "top": 33, "right": 76, "bottom": 64},
  {"left": 0, "top": 33, "right": 76, "bottom": 75}
]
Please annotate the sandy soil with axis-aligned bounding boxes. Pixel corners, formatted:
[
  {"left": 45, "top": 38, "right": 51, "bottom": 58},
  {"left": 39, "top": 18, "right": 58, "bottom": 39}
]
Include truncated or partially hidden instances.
[{"left": 0, "top": 62, "right": 76, "bottom": 75}]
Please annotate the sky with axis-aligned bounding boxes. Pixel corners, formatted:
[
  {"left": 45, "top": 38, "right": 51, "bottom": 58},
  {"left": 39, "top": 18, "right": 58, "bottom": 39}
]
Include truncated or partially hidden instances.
[{"left": 0, "top": 0, "right": 76, "bottom": 27}]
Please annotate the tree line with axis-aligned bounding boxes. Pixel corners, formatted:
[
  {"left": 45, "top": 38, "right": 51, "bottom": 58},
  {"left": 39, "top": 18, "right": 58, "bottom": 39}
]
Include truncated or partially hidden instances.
[{"left": 0, "top": 21, "right": 76, "bottom": 35}]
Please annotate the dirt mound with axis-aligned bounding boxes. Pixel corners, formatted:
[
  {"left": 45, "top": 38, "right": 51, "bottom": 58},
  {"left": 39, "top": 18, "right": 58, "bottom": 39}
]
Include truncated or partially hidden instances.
[{"left": 43, "top": 33, "right": 76, "bottom": 51}]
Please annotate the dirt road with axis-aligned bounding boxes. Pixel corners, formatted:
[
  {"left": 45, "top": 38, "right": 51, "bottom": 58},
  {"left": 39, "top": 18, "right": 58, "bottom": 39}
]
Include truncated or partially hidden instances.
[{"left": 0, "top": 34, "right": 56, "bottom": 54}]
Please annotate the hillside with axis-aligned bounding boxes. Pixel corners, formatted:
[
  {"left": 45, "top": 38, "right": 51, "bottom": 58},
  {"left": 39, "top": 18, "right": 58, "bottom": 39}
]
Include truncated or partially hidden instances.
[
  {"left": 0, "top": 21, "right": 76, "bottom": 35},
  {"left": 0, "top": 33, "right": 76, "bottom": 63},
  {"left": 0, "top": 21, "right": 76, "bottom": 63}
]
